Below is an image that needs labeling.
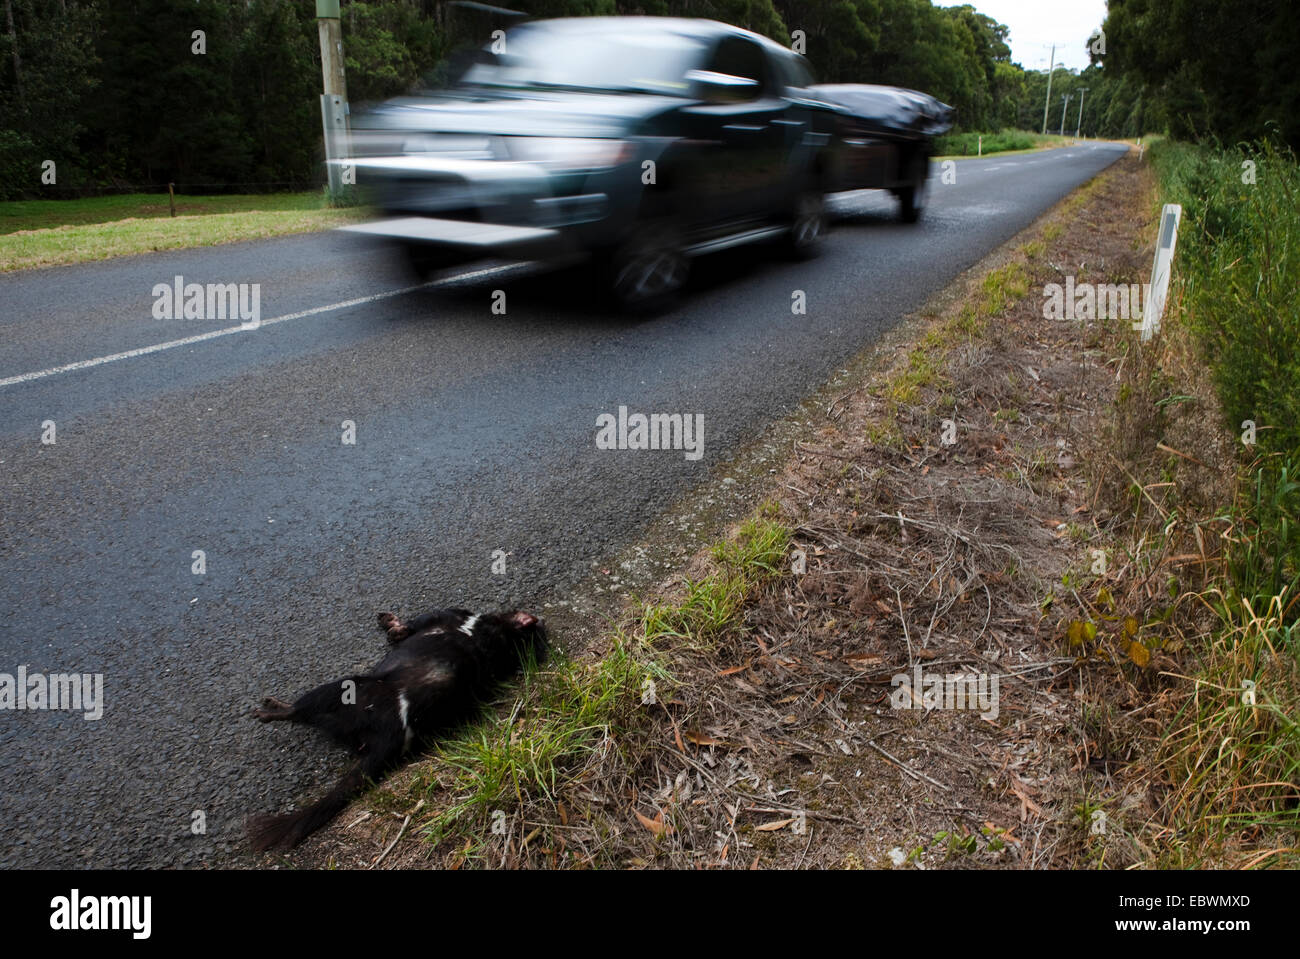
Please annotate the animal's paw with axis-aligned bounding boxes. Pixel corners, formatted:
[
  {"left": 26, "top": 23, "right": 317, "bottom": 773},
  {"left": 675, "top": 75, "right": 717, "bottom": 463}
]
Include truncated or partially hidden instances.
[
  {"left": 251, "top": 697, "right": 294, "bottom": 722},
  {"left": 377, "top": 611, "right": 411, "bottom": 643}
]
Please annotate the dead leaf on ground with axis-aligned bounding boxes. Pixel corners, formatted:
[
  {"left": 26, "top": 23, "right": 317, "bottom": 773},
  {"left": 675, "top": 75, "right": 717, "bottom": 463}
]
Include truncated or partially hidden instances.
[
  {"left": 633, "top": 807, "right": 673, "bottom": 836},
  {"left": 684, "top": 731, "right": 724, "bottom": 747}
]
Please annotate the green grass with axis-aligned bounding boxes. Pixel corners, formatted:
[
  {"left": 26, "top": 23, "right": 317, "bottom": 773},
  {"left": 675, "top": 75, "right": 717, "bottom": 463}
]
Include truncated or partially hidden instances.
[
  {"left": 0, "top": 191, "right": 367, "bottom": 271},
  {"left": 0, "top": 191, "right": 331, "bottom": 232},
  {"left": 977, "top": 261, "right": 1030, "bottom": 316},
  {"left": 419, "top": 636, "right": 665, "bottom": 847},
  {"left": 641, "top": 512, "right": 790, "bottom": 649},
  {"left": 934, "top": 130, "right": 1072, "bottom": 159},
  {"left": 1150, "top": 139, "right": 1300, "bottom": 460},
  {"left": 1150, "top": 137, "right": 1300, "bottom": 623}
]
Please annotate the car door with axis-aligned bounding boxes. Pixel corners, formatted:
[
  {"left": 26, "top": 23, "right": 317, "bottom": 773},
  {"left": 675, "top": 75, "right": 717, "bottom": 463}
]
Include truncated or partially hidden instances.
[
  {"left": 681, "top": 35, "right": 788, "bottom": 225},
  {"left": 767, "top": 50, "right": 826, "bottom": 200}
]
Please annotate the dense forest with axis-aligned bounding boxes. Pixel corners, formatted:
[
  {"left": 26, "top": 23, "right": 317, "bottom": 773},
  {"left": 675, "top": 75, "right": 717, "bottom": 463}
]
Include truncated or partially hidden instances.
[{"left": 0, "top": 0, "right": 1291, "bottom": 197}]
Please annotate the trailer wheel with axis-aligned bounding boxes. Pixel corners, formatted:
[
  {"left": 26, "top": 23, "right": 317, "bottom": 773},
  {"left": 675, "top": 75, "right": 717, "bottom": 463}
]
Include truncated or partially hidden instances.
[{"left": 897, "top": 155, "right": 930, "bottom": 223}]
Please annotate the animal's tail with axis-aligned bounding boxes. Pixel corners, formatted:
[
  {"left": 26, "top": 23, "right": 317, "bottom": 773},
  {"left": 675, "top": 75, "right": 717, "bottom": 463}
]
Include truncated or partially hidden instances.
[{"left": 248, "top": 746, "right": 394, "bottom": 851}]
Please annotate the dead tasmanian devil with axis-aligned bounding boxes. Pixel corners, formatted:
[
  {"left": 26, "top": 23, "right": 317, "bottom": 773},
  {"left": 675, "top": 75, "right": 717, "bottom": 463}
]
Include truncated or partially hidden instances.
[{"left": 248, "top": 607, "right": 547, "bottom": 851}]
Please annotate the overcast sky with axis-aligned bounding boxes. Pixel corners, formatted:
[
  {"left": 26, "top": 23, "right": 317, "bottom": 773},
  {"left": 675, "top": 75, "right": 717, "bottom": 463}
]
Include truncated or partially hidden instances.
[{"left": 962, "top": 0, "right": 1109, "bottom": 71}]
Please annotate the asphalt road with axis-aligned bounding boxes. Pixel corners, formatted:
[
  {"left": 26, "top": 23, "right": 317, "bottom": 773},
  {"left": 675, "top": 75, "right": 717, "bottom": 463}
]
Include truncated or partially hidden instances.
[{"left": 0, "top": 143, "right": 1127, "bottom": 867}]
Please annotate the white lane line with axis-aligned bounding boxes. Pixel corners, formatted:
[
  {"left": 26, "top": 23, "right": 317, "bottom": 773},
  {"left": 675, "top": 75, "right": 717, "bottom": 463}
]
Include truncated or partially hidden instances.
[{"left": 0, "top": 262, "right": 525, "bottom": 390}]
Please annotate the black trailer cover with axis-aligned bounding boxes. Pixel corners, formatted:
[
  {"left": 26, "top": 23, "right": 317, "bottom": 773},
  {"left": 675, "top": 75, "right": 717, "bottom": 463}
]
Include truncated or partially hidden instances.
[{"left": 808, "top": 83, "right": 954, "bottom": 139}]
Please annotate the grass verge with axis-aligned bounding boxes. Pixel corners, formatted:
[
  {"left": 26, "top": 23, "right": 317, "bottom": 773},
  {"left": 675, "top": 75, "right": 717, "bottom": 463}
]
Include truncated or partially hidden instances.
[
  {"left": 934, "top": 130, "right": 1073, "bottom": 159},
  {"left": 0, "top": 191, "right": 367, "bottom": 271}
]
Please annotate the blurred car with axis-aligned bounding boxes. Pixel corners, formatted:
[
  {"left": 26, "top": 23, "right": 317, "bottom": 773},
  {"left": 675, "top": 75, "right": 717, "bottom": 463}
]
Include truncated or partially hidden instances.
[
  {"left": 341, "top": 16, "right": 839, "bottom": 310},
  {"left": 808, "top": 83, "right": 954, "bottom": 222},
  {"left": 340, "top": 16, "right": 950, "bottom": 310}
]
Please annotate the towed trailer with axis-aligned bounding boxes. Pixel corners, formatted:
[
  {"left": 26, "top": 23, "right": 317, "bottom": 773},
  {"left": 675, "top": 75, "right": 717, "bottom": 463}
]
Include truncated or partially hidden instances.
[{"left": 810, "top": 83, "right": 955, "bottom": 222}]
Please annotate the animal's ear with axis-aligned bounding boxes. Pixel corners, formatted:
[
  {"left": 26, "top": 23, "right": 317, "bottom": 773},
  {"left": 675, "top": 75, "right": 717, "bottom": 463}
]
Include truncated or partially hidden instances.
[{"left": 510, "top": 611, "right": 538, "bottom": 629}]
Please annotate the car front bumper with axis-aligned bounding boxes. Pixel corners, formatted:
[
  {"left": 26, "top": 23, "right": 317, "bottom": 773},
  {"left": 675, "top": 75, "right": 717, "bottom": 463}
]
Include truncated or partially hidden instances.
[
  {"left": 334, "top": 155, "right": 620, "bottom": 255},
  {"left": 340, "top": 215, "right": 558, "bottom": 248}
]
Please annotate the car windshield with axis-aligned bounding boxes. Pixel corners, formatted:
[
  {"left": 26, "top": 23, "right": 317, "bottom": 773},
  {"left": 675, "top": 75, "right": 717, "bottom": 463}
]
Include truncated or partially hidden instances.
[{"left": 460, "top": 24, "right": 707, "bottom": 96}]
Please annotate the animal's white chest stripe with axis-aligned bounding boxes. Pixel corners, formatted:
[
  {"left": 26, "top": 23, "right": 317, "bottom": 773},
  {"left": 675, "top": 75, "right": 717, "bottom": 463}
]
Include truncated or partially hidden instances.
[
  {"left": 397, "top": 692, "right": 413, "bottom": 750},
  {"left": 458, "top": 614, "right": 480, "bottom": 636}
]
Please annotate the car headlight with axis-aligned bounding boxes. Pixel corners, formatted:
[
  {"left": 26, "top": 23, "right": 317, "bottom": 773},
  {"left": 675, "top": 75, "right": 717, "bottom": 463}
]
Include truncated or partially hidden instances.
[{"left": 505, "top": 137, "right": 631, "bottom": 170}]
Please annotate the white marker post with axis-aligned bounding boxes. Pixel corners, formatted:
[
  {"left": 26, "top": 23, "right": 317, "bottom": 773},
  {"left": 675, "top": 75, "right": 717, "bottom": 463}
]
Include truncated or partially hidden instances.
[{"left": 1136, "top": 203, "right": 1181, "bottom": 341}]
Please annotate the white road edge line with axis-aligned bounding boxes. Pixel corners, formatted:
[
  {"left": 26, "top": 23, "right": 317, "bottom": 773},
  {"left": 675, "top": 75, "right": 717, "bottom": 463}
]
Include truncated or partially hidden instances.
[{"left": 0, "top": 262, "right": 525, "bottom": 390}]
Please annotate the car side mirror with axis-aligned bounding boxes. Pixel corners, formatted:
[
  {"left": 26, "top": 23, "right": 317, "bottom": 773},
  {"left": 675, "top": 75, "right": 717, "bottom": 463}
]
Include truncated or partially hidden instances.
[{"left": 685, "top": 69, "right": 759, "bottom": 104}]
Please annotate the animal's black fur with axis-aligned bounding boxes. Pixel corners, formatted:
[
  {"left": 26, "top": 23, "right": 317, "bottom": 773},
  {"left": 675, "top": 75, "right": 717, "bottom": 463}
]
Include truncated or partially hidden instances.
[{"left": 247, "top": 607, "right": 547, "bottom": 851}]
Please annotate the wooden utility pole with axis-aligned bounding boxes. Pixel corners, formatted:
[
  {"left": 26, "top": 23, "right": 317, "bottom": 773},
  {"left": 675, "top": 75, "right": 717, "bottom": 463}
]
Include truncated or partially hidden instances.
[
  {"left": 1041, "top": 43, "right": 1055, "bottom": 135},
  {"left": 316, "top": 0, "right": 350, "bottom": 196},
  {"left": 5, "top": 0, "right": 22, "bottom": 103},
  {"left": 317, "top": 0, "right": 347, "bottom": 101}
]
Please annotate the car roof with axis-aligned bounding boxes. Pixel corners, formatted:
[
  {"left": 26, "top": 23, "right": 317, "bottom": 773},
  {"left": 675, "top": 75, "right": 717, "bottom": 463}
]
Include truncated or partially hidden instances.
[{"left": 513, "top": 16, "right": 794, "bottom": 56}]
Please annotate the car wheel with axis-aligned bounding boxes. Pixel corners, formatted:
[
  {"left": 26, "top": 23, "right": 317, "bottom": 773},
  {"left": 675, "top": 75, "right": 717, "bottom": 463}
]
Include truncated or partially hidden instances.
[
  {"left": 898, "top": 158, "right": 929, "bottom": 223},
  {"left": 783, "top": 187, "right": 827, "bottom": 258},
  {"left": 603, "top": 218, "right": 689, "bottom": 313}
]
